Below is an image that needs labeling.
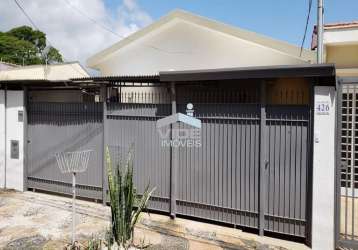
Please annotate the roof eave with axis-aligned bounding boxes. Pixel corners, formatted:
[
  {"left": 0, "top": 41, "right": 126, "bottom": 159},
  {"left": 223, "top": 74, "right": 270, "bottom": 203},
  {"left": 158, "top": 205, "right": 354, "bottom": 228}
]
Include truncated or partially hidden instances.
[{"left": 159, "top": 64, "right": 336, "bottom": 86}]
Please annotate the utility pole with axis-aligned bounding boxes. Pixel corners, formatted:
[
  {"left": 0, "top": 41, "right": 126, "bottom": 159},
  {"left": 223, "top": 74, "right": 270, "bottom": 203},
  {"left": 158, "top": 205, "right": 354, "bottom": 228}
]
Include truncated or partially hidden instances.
[{"left": 317, "top": 0, "right": 324, "bottom": 63}]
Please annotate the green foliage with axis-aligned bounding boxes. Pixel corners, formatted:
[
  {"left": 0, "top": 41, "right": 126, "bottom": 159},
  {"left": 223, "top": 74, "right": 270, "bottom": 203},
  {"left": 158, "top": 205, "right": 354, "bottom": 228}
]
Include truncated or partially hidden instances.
[
  {"left": 104, "top": 228, "right": 114, "bottom": 248},
  {"left": 0, "top": 25, "right": 63, "bottom": 65},
  {"left": 106, "top": 144, "right": 155, "bottom": 249},
  {"left": 47, "top": 47, "right": 63, "bottom": 63},
  {"left": 7, "top": 26, "right": 46, "bottom": 50}
]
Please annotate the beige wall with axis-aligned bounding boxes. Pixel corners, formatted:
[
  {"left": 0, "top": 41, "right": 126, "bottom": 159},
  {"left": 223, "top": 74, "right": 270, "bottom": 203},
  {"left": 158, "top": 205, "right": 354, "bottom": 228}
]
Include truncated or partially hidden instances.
[
  {"left": 326, "top": 45, "right": 358, "bottom": 68},
  {"left": 95, "top": 20, "right": 311, "bottom": 76},
  {"left": 324, "top": 27, "right": 358, "bottom": 78}
]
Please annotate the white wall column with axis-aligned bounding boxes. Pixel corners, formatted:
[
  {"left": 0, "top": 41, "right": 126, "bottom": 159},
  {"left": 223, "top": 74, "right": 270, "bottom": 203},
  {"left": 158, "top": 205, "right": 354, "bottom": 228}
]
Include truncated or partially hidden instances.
[
  {"left": 0, "top": 90, "right": 5, "bottom": 188},
  {"left": 312, "top": 86, "right": 336, "bottom": 250},
  {"left": 5, "top": 91, "right": 24, "bottom": 191}
]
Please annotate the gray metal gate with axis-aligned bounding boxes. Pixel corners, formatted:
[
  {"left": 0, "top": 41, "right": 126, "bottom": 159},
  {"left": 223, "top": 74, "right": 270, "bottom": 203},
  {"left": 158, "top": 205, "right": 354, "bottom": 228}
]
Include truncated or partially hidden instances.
[
  {"left": 106, "top": 101, "right": 172, "bottom": 212},
  {"left": 27, "top": 102, "right": 104, "bottom": 199},
  {"left": 336, "top": 78, "right": 358, "bottom": 249},
  {"left": 26, "top": 84, "right": 312, "bottom": 241},
  {"left": 104, "top": 85, "right": 312, "bottom": 240},
  {"left": 265, "top": 105, "right": 310, "bottom": 238},
  {"left": 176, "top": 103, "right": 261, "bottom": 228}
]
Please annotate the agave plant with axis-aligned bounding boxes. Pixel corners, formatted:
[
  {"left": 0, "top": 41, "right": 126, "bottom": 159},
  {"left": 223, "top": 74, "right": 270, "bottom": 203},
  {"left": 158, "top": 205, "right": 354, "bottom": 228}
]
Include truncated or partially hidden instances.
[{"left": 106, "top": 144, "right": 155, "bottom": 249}]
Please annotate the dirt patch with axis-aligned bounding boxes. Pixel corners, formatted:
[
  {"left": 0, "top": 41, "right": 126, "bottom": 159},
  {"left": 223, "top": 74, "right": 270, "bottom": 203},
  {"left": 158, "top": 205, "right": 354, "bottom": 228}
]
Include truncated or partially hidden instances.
[
  {"left": 4, "top": 235, "right": 47, "bottom": 250},
  {"left": 147, "top": 234, "right": 189, "bottom": 250}
]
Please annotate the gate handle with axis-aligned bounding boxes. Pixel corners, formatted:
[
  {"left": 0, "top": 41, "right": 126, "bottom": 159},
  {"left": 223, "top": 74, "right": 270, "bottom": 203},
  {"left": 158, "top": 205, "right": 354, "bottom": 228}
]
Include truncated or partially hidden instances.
[{"left": 265, "top": 160, "right": 269, "bottom": 169}]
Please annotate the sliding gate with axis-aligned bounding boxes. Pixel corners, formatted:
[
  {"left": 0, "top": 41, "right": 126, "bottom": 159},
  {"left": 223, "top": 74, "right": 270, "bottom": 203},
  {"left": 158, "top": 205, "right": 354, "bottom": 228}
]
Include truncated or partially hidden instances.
[
  {"left": 26, "top": 82, "right": 312, "bottom": 242},
  {"left": 106, "top": 83, "right": 312, "bottom": 241}
]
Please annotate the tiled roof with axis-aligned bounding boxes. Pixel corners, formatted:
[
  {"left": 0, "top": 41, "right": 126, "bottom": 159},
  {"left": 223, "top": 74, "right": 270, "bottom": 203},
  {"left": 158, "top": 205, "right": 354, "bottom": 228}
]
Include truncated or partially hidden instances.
[
  {"left": 324, "top": 21, "right": 358, "bottom": 30},
  {"left": 311, "top": 21, "right": 358, "bottom": 49}
]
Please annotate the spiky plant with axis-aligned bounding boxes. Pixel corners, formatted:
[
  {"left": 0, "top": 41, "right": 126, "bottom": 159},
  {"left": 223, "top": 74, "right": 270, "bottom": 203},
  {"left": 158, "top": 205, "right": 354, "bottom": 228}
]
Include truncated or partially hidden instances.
[
  {"left": 106, "top": 144, "right": 155, "bottom": 249},
  {"left": 87, "top": 234, "right": 102, "bottom": 250}
]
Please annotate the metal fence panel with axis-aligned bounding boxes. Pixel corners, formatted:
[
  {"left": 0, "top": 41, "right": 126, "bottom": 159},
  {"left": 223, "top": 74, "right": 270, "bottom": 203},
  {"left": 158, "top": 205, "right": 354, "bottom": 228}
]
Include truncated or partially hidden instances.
[
  {"left": 27, "top": 102, "right": 103, "bottom": 199},
  {"left": 107, "top": 102, "right": 172, "bottom": 212},
  {"left": 25, "top": 85, "right": 313, "bottom": 241},
  {"left": 265, "top": 105, "right": 310, "bottom": 238},
  {"left": 176, "top": 103, "right": 260, "bottom": 228}
]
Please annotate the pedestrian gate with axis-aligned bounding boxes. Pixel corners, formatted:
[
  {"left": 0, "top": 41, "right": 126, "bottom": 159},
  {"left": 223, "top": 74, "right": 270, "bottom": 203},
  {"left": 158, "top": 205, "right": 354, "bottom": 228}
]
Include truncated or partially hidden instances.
[
  {"left": 27, "top": 103, "right": 104, "bottom": 199},
  {"left": 337, "top": 78, "right": 358, "bottom": 249}
]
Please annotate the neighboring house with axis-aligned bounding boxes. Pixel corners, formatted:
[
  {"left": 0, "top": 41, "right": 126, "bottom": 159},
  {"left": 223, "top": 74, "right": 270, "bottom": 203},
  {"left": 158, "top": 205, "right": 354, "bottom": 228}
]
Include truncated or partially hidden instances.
[
  {"left": 0, "top": 61, "right": 90, "bottom": 193},
  {"left": 312, "top": 22, "right": 358, "bottom": 249},
  {"left": 0, "top": 62, "right": 88, "bottom": 81},
  {"left": 0, "top": 62, "right": 90, "bottom": 102},
  {"left": 87, "top": 9, "right": 315, "bottom": 76},
  {"left": 311, "top": 21, "right": 358, "bottom": 77},
  {"left": 0, "top": 61, "right": 18, "bottom": 71}
]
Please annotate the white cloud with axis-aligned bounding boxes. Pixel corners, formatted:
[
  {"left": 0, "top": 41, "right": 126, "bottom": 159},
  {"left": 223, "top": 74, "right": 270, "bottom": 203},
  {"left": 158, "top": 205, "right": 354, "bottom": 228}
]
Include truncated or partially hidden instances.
[{"left": 0, "top": 0, "right": 153, "bottom": 73}]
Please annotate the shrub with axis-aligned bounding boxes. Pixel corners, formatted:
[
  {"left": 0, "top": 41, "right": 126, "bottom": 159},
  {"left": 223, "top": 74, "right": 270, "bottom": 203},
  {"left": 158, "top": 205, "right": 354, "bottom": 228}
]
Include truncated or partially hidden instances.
[{"left": 106, "top": 144, "right": 155, "bottom": 249}]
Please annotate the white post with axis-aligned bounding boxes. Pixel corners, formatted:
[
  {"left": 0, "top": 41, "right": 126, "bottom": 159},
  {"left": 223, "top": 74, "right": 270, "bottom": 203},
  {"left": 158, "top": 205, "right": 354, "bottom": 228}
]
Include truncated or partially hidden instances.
[
  {"left": 4, "top": 91, "right": 24, "bottom": 191},
  {"left": 312, "top": 86, "right": 336, "bottom": 250},
  {"left": 72, "top": 172, "right": 76, "bottom": 244},
  {"left": 0, "top": 90, "right": 5, "bottom": 189}
]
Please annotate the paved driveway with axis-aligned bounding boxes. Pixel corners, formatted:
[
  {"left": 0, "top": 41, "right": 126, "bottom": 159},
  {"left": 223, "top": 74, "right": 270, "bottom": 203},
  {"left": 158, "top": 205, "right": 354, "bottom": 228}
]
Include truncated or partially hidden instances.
[{"left": 0, "top": 190, "right": 308, "bottom": 249}]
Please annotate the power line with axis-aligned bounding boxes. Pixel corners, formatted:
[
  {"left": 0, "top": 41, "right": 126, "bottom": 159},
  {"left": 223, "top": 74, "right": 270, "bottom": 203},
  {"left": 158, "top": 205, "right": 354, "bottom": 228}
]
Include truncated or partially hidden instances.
[
  {"left": 62, "top": 0, "right": 191, "bottom": 55},
  {"left": 14, "top": 0, "right": 192, "bottom": 77},
  {"left": 12, "top": 0, "right": 88, "bottom": 77},
  {"left": 300, "top": 0, "right": 313, "bottom": 57},
  {"left": 63, "top": 0, "right": 120, "bottom": 38},
  {"left": 13, "top": 0, "right": 39, "bottom": 31}
]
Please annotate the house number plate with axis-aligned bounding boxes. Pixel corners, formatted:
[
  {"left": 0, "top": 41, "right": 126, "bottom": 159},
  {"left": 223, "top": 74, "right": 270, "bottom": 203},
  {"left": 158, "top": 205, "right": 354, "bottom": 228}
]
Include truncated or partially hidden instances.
[{"left": 316, "top": 101, "right": 330, "bottom": 115}]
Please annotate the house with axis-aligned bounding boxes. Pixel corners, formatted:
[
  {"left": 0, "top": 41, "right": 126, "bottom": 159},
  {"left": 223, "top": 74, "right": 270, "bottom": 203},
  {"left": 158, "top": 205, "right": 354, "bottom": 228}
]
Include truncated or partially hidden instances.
[
  {"left": 311, "top": 21, "right": 358, "bottom": 77},
  {"left": 1, "top": 65, "right": 337, "bottom": 250},
  {"left": 87, "top": 9, "right": 317, "bottom": 107},
  {"left": 85, "top": 10, "right": 338, "bottom": 250},
  {"left": 0, "top": 9, "right": 339, "bottom": 250}
]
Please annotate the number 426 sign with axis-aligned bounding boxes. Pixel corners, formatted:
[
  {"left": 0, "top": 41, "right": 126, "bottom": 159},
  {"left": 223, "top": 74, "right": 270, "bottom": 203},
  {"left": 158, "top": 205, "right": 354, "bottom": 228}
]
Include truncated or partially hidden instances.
[{"left": 316, "top": 101, "right": 330, "bottom": 115}]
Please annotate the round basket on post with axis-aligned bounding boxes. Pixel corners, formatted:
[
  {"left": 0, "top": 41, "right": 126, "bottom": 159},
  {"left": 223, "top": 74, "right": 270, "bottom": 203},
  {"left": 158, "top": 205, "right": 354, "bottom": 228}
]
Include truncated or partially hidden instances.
[{"left": 55, "top": 150, "right": 92, "bottom": 245}]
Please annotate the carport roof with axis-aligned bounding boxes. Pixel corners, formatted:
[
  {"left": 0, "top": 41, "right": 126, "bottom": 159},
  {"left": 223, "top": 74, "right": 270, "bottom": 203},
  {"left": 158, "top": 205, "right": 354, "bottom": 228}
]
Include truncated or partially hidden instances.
[
  {"left": 71, "top": 64, "right": 336, "bottom": 86},
  {"left": 159, "top": 64, "right": 336, "bottom": 84},
  {"left": 0, "top": 64, "right": 336, "bottom": 87}
]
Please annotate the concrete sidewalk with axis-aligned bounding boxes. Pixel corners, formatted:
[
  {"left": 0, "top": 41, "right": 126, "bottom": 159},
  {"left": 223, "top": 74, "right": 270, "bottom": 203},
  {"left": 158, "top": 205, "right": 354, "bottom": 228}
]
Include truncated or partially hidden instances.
[{"left": 0, "top": 190, "right": 310, "bottom": 249}]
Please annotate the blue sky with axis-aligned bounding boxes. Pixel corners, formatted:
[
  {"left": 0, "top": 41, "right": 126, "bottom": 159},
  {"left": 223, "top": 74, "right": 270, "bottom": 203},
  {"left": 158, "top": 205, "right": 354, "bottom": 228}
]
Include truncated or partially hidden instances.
[
  {"left": 106, "top": 0, "right": 358, "bottom": 48},
  {"left": 2, "top": 0, "right": 356, "bottom": 67}
]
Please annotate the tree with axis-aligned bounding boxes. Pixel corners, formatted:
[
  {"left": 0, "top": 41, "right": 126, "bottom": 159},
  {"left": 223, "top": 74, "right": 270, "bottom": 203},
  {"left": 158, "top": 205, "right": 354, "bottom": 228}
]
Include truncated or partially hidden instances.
[{"left": 0, "top": 26, "right": 63, "bottom": 65}]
